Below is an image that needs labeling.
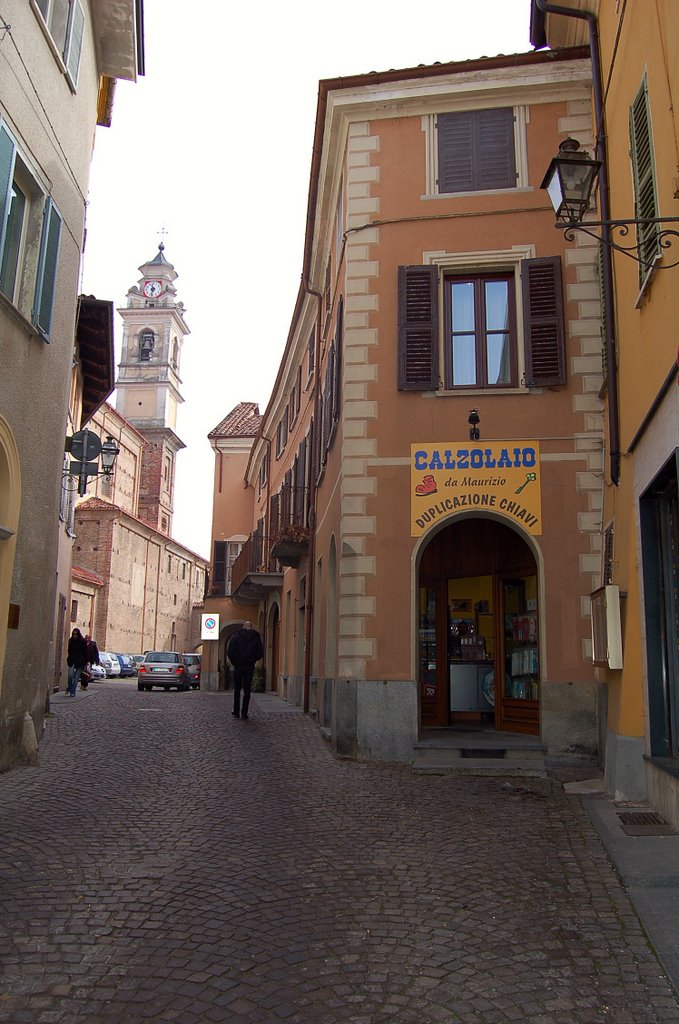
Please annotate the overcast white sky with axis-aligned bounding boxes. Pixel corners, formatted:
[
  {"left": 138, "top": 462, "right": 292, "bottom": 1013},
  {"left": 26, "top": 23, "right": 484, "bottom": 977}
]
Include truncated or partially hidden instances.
[{"left": 81, "top": 0, "right": 534, "bottom": 558}]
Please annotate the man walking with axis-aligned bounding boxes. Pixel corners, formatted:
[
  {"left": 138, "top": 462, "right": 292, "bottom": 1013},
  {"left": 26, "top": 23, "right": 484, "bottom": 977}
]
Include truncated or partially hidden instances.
[{"left": 227, "top": 621, "right": 263, "bottom": 720}]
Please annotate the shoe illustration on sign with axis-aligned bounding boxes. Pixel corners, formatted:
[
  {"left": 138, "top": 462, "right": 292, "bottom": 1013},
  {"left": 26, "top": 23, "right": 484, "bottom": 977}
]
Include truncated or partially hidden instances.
[{"left": 415, "top": 474, "right": 437, "bottom": 496}]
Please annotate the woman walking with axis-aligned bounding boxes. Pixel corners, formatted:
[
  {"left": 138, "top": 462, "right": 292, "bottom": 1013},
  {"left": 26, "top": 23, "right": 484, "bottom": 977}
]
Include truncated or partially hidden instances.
[{"left": 66, "top": 628, "right": 88, "bottom": 696}]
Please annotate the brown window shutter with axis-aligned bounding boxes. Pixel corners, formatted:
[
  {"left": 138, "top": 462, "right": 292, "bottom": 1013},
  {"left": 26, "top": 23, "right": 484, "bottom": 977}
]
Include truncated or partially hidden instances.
[
  {"left": 438, "top": 109, "right": 515, "bottom": 193},
  {"left": 477, "top": 108, "right": 516, "bottom": 191},
  {"left": 269, "top": 492, "right": 280, "bottom": 539},
  {"left": 522, "top": 256, "right": 566, "bottom": 387},
  {"left": 437, "top": 112, "right": 474, "bottom": 192},
  {"left": 398, "top": 265, "right": 439, "bottom": 390},
  {"left": 334, "top": 298, "right": 343, "bottom": 421}
]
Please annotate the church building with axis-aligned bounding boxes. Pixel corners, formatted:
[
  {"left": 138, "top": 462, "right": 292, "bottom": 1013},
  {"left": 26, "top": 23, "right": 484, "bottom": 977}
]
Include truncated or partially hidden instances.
[{"left": 70, "top": 247, "right": 207, "bottom": 659}]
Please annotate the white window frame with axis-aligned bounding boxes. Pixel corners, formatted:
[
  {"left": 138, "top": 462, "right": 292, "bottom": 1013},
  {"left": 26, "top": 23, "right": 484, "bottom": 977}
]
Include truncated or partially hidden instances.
[
  {"left": 32, "top": 0, "right": 85, "bottom": 89},
  {"left": 0, "top": 120, "right": 62, "bottom": 340},
  {"left": 421, "top": 106, "right": 530, "bottom": 199},
  {"left": 423, "top": 244, "right": 535, "bottom": 395}
]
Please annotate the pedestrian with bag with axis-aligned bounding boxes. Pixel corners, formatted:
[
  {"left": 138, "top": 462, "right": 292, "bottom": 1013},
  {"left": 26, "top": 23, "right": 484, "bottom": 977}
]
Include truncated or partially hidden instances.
[
  {"left": 66, "top": 628, "right": 88, "bottom": 696},
  {"left": 227, "top": 621, "right": 263, "bottom": 720},
  {"left": 82, "top": 634, "right": 100, "bottom": 689}
]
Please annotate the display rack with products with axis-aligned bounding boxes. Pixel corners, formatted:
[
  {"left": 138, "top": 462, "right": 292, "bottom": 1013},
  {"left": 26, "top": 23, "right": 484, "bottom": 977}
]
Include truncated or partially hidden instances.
[{"left": 503, "top": 579, "right": 538, "bottom": 702}]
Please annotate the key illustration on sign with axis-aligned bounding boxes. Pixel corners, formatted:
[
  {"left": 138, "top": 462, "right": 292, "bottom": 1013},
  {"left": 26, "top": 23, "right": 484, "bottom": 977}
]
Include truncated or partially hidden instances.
[{"left": 515, "top": 472, "right": 537, "bottom": 495}]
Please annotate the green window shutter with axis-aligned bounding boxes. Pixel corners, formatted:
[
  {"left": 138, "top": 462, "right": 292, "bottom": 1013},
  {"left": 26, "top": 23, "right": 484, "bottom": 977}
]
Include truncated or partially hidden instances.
[
  {"left": 0, "top": 124, "right": 17, "bottom": 258},
  {"left": 33, "top": 198, "right": 62, "bottom": 340},
  {"left": 522, "top": 256, "right": 566, "bottom": 387},
  {"left": 630, "top": 78, "right": 659, "bottom": 278},
  {"left": 65, "top": 0, "right": 85, "bottom": 86},
  {"left": 397, "top": 265, "right": 439, "bottom": 390}
]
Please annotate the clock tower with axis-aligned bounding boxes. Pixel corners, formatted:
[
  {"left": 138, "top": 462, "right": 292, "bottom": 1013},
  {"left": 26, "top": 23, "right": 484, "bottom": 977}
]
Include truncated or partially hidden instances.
[{"left": 115, "top": 244, "right": 190, "bottom": 535}]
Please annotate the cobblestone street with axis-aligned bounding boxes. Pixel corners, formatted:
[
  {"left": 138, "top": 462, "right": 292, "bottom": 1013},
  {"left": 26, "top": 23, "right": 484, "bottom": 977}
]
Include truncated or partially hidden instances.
[{"left": 1, "top": 682, "right": 677, "bottom": 1024}]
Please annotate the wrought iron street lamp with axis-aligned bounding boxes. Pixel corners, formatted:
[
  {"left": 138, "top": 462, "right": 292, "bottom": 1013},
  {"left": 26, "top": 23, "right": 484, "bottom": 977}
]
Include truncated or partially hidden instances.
[
  {"left": 542, "top": 137, "right": 679, "bottom": 269},
  {"left": 64, "top": 430, "right": 120, "bottom": 496}
]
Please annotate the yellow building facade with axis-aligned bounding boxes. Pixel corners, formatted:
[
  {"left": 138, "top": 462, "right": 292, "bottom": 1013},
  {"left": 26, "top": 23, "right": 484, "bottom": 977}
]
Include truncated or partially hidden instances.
[{"left": 533, "top": 0, "right": 679, "bottom": 826}]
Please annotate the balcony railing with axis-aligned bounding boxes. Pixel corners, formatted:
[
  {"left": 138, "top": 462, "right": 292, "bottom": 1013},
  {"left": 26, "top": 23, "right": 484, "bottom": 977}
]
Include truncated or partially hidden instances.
[
  {"left": 270, "top": 483, "right": 307, "bottom": 538},
  {"left": 231, "top": 533, "right": 282, "bottom": 599}
]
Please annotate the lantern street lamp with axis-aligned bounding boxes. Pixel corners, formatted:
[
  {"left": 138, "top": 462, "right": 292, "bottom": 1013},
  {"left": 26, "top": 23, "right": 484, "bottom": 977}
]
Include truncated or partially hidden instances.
[
  {"left": 64, "top": 430, "right": 120, "bottom": 496},
  {"left": 541, "top": 138, "right": 601, "bottom": 224}
]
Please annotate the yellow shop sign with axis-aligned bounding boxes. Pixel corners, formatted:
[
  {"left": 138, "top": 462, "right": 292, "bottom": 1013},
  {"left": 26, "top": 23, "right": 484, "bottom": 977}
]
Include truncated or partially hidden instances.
[{"left": 411, "top": 441, "right": 542, "bottom": 537}]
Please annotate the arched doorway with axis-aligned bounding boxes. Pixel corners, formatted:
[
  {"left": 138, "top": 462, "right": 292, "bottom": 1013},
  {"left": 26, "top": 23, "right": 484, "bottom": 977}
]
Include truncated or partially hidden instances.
[
  {"left": 0, "top": 417, "right": 20, "bottom": 697},
  {"left": 268, "top": 602, "right": 280, "bottom": 692},
  {"left": 418, "top": 517, "right": 540, "bottom": 735}
]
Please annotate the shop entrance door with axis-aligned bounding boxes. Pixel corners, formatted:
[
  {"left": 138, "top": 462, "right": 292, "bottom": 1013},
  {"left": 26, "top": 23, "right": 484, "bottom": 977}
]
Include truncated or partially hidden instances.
[{"left": 418, "top": 518, "right": 539, "bottom": 735}]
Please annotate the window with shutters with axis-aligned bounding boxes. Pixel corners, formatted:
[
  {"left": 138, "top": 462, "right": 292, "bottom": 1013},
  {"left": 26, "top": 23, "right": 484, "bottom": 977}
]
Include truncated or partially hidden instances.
[
  {"left": 423, "top": 107, "right": 528, "bottom": 196},
  {"left": 213, "top": 539, "right": 244, "bottom": 597},
  {"left": 257, "top": 453, "right": 268, "bottom": 496},
  {"left": 275, "top": 411, "right": 288, "bottom": 458},
  {"left": 307, "top": 328, "right": 316, "bottom": 381},
  {"left": 288, "top": 366, "right": 302, "bottom": 428},
  {"left": 629, "top": 77, "right": 660, "bottom": 288},
  {"left": 34, "top": 0, "right": 85, "bottom": 88},
  {"left": 0, "top": 121, "right": 62, "bottom": 340},
  {"left": 398, "top": 252, "right": 565, "bottom": 392},
  {"left": 444, "top": 273, "right": 517, "bottom": 388}
]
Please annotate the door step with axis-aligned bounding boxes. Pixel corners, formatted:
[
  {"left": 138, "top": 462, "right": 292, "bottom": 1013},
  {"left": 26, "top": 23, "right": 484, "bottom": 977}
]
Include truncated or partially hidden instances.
[
  {"left": 414, "top": 741, "right": 546, "bottom": 761},
  {"left": 413, "top": 733, "right": 547, "bottom": 779},
  {"left": 413, "top": 757, "right": 547, "bottom": 778}
]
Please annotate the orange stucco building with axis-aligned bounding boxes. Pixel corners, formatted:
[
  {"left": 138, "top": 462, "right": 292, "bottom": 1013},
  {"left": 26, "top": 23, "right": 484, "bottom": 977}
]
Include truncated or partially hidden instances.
[{"left": 205, "top": 45, "right": 606, "bottom": 766}]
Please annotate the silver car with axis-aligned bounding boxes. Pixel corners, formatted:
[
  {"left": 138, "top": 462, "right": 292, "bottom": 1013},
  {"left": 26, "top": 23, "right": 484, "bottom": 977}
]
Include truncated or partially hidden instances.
[{"left": 137, "top": 652, "right": 189, "bottom": 691}]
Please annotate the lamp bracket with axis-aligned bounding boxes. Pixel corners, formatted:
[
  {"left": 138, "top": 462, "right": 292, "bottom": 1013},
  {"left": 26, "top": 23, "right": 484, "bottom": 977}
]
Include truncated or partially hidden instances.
[{"left": 558, "top": 217, "right": 679, "bottom": 269}]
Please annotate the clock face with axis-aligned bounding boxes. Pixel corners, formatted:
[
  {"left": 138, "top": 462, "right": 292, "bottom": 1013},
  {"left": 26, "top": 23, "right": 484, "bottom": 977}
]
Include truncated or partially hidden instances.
[{"left": 143, "top": 280, "right": 162, "bottom": 298}]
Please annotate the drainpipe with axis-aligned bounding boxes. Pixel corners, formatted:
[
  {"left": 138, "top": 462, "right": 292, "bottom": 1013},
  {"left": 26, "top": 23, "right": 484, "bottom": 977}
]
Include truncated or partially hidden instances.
[
  {"left": 262, "top": 434, "right": 272, "bottom": 690},
  {"left": 536, "top": 0, "right": 621, "bottom": 485},
  {"left": 301, "top": 282, "right": 324, "bottom": 715}
]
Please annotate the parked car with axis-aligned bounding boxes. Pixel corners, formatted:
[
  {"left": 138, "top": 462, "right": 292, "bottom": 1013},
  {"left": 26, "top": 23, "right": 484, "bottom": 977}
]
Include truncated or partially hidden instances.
[
  {"left": 137, "top": 652, "right": 189, "bottom": 691},
  {"left": 131, "top": 654, "right": 145, "bottom": 673},
  {"left": 115, "top": 653, "right": 135, "bottom": 677},
  {"left": 89, "top": 662, "right": 106, "bottom": 680},
  {"left": 100, "top": 652, "right": 121, "bottom": 677},
  {"left": 182, "top": 653, "right": 201, "bottom": 689}
]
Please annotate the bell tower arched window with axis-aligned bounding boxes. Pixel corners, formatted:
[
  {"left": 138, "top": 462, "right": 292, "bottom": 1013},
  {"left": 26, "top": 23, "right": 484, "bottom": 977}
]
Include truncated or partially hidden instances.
[
  {"left": 139, "top": 329, "right": 155, "bottom": 361},
  {"left": 171, "top": 338, "right": 179, "bottom": 370}
]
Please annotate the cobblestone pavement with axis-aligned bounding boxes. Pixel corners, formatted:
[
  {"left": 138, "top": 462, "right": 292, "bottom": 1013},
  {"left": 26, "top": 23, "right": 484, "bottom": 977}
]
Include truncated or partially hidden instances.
[{"left": 1, "top": 683, "right": 678, "bottom": 1024}]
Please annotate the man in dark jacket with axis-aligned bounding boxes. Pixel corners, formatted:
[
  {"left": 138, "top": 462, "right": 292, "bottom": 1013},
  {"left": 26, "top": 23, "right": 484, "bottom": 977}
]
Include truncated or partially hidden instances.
[
  {"left": 227, "top": 621, "right": 263, "bottom": 720},
  {"left": 85, "top": 635, "right": 100, "bottom": 668}
]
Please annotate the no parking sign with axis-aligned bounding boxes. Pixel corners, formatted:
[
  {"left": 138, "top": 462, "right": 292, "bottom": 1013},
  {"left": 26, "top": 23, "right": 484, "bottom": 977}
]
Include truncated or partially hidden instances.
[{"left": 201, "top": 614, "right": 219, "bottom": 640}]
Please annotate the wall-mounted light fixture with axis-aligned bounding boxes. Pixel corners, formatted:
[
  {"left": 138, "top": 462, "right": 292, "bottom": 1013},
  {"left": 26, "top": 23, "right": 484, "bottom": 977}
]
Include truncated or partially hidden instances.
[
  {"left": 64, "top": 430, "right": 120, "bottom": 496},
  {"left": 468, "top": 409, "right": 480, "bottom": 441},
  {"left": 541, "top": 137, "right": 679, "bottom": 268}
]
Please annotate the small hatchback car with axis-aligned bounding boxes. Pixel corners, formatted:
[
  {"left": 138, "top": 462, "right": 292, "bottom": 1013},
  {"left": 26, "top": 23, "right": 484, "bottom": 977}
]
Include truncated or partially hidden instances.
[
  {"left": 137, "top": 652, "right": 189, "bottom": 691},
  {"left": 182, "top": 653, "right": 201, "bottom": 689}
]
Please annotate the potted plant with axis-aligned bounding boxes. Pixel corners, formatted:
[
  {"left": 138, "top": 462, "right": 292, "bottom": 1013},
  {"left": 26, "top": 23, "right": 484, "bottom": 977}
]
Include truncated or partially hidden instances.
[{"left": 271, "top": 524, "right": 310, "bottom": 566}]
